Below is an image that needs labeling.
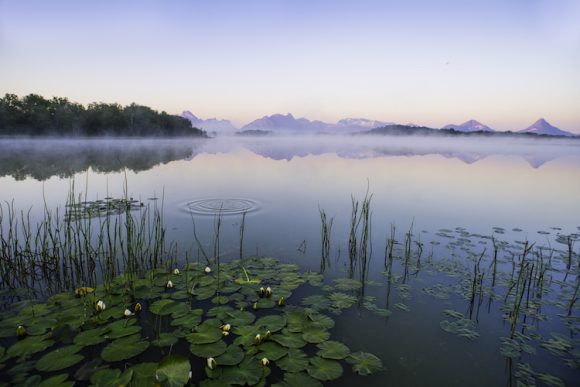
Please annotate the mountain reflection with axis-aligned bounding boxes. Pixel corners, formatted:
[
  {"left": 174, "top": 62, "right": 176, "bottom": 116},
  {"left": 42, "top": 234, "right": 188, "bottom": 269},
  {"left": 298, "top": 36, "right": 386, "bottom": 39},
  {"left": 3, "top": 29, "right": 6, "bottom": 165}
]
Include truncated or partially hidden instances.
[{"left": 0, "top": 138, "right": 204, "bottom": 181}]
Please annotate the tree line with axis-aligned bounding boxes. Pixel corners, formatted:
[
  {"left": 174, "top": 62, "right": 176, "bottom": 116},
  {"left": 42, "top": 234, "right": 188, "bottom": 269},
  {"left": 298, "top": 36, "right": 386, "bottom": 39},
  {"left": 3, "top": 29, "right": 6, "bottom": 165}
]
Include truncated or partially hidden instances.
[{"left": 0, "top": 93, "right": 206, "bottom": 137}]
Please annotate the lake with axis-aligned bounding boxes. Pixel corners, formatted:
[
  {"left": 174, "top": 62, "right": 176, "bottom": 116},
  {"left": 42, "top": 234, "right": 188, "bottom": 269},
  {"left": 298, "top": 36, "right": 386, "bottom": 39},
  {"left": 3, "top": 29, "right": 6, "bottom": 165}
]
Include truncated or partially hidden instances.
[{"left": 0, "top": 135, "right": 579, "bottom": 386}]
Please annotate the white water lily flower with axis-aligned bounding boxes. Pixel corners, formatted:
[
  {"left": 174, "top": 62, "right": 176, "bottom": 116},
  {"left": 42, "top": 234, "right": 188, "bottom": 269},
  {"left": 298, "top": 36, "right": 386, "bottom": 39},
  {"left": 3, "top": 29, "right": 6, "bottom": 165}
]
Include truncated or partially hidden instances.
[
  {"left": 166, "top": 280, "right": 173, "bottom": 289},
  {"left": 222, "top": 330, "right": 230, "bottom": 336},
  {"left": 173, "top": 268, "right": 180, "bottom": 275},
  {"left": 221, "top": 323, "right": 231, "bottom": 332},
  {"left": 124, "top": 308, "right": 133, "bottom": 317},
  {"left": 254, "top": 333, "right": 262, "bottom": 345},
  {"left": 204, "top": 266, "right": 212, "bottom": 274},
  {"left": 261, "top": 357, "right": 270, "bottom": 366},
  {"left": 265, "top": 286, "right": 272, "bottom": 297},
  {"left": 207, "top": 357, "right": 217, "bottom": 370},
  {"left": 96, "top": 300, "right": 106, "bottom": 312}
]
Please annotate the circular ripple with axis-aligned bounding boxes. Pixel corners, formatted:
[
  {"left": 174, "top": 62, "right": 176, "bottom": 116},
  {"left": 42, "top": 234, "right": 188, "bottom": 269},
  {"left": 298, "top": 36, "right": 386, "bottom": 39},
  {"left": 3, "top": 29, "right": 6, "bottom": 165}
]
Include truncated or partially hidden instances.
[{"left": 185, "top": 198, "right": 259, "bottom": 216}]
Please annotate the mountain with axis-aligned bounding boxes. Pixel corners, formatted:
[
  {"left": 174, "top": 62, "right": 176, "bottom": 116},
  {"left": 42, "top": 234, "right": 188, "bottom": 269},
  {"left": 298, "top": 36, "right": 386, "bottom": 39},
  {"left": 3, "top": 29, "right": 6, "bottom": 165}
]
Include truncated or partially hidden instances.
[
  {"left": 241, "top": 113, "right": 334, "bottom": 132},
  {"left": 518, "top": 118, "right": 573, "bottom": 137},
  {"left": 181, "top": 111, "right": 237, "bottom": 132},
  {"left": 443, "top": 119, "right": 494, "bottom": 132},
  {"left": 336, "top": 118, "right": 394, "bottom": 131}
]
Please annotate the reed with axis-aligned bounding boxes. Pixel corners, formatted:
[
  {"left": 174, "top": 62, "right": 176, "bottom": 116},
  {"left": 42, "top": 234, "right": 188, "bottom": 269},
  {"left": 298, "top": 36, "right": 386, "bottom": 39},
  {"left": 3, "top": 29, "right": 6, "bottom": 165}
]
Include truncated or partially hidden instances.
[{"left": 318, "top": 206, "right": 334, "bottom": 273}]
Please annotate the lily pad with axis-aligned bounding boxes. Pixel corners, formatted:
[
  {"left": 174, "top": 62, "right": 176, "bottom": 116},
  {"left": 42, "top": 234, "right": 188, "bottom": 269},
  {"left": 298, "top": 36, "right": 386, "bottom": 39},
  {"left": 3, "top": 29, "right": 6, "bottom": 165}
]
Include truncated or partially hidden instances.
[
  {"left": 276, "top": 372, "right": 323, "bottom": 387},
  {"left": 277, "top": 348, "right": 309, "bottom": 372},
  {"left": 273, "top": 332, "right": 307, "bottom": 348},
  {"left": 36, "top": 345, "right": 84, "bottom": 372},
  {"left": 90, "top": 368, "right": 133, "bottom": 387},
  {"left": 7, "top": 335, "right": 54, "bottom": 358},
  {"left": 307, "top": 357, "right": 343, "bottom": 381},
  {"left": 101, "top": 334, "right": 149, "bottom": 362},
  {"left": 258, "top": 341, "right": 288, "bottom": 361},
  {"left": 215, "top": 345, "right": 245, "bottom": 366},
  {"left": 316, "top": 340, "right": 350, "bottom": 360},
  {"left": 188, "top": 324, "right": 223, "bottom": 345},
  {"left": 150, "top": 299, "right": 176, "bottom": 316},
  {"left": 347, "top": 352, "right": 384, "bottom": 375},
  {"left": 37, "top": 374, "right": 74, "bottom": 387},
  {"left": 255, "top": 314, "right": 287, "bottom": 333},
  {"left": 156, "top": 355, "right": 191, "bottom": 387},
  {"left": 328, "top": 293, "right": 357, "bottom": 309},
  {"left": 152, "top": 332, "right": 179, "bottom": 347},
  {"left": 74, "top": 327, "right": 108, "bottom": 346},
  {"left": 302, "top": 327, "right": 330, "bottom": 344},
  {"left": 220, "top": 357, "right": 266, "bottom": 386},
  {"left": 190, "top": 340, "right": 227, "bottom": 357}
]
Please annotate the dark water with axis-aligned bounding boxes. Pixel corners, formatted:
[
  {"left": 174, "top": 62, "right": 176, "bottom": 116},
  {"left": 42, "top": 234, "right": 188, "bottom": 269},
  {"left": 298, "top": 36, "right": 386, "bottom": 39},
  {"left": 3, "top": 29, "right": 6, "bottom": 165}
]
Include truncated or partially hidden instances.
[{"left": 0, "top": 136, "right": 579, "bottom": 386}]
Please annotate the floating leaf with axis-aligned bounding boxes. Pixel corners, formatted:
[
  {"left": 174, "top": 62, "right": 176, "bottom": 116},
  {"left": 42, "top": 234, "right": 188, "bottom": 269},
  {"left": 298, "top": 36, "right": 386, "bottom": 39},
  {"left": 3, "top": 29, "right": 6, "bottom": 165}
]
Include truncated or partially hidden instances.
[
  {"left": 301, "top": 295, "right": 331, "bottom": 311},
  {"left": 190, "top": 340, "right": 227, "bottom": 357},
  {"left": 307, "top": 357, "right": 343, "bottom": 381},
  {"left": 215, "top": 344, "right": 245, "bottom": 366},
  {"left": 128, "top": 363, "right": 158, "bottom": 386},
  {"left": 255, "top": 314, "right": 287, "bottom": 333},
  {"left": 36, "top": 345, "right": 84, "bottom": 372},
  {"left": 37, "top": 374, "right": 74, "bottom": 387},
  {"left": 328, "top": 293, "right": 357, "bottom": 309},
  {"left": 150, "top": 299, "right": 176, "bottom": 316},
  {"left": 90, "top": 368, "right": 133, "bottom": 387},
  {"left": 302, "top": 327, "right": 330, "bottom": 344},
  {"left": 273, "top": 332, "right": 307, "bottom": 349},
  {"left": 277, "top": 372, "right": 323, "bottom": 387},
  {"left": 347, "top": 352, "right": 384, "bottom": 376},
  {"left": 258, "top": 341, "right": 288, "bottom": 361},
  {"left": 156, "top": 355, "right": 192, "bottom": 387},
  {"left": 187, "top": 324, "right": 223, "bottom": 345},
  {"left": 333, "top": 278, "right": 363, "bottom": 291},
  {"left": 277, "top": 348, "right": 309, "bottom": 372},
  {"left": 152, "top": 332, "right": 179, "bottom": 347},
  {"left": 74, "top": 327, "right": 108, "bottom": 346},
  {"left": 316, "top": 341, "right": 350, "bottom": 360},
  {"left": 101, "top": 334, "right": 149, "bottom": 362},
  {"left": 7, "top": 335, "right": 54, "bottom": 358}
]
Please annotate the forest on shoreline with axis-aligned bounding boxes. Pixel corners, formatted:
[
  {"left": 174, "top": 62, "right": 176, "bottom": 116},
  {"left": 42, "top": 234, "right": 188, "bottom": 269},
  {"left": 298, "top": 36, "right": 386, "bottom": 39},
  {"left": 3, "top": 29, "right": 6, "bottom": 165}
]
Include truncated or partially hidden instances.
[{"left": 0, "top": 93, "right": 206, "bottom": 137}]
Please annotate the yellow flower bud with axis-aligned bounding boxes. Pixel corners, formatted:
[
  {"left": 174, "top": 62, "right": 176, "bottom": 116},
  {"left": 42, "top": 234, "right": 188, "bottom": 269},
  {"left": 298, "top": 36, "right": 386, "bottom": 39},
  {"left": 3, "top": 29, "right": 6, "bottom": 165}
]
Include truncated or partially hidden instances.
[
  {"left": 96, "top": 300, "right": 106, "bottom": 312},
  {"left": 254, "top": 333, "right": 262, "bottom": 345},
  {"left": 173, "top": 268, "right": 180, "bottom": 275},
  {"left": 261, "top": 357, "right": 270, "bottom": 366},
  {"left": 166, "top": 280, "right": 173, "bottom": 289},
  {"left": 277, "top": 297, "right": 285, "bottom": 307},
  {"left": 16, "top": 325, "right": 26, "bottom": 337},
  {"left": 204, "top": 266, "right": 212, "bottom": 274},
  {"left": 134, "top": 303, "right": 142, "bottom": 313}
]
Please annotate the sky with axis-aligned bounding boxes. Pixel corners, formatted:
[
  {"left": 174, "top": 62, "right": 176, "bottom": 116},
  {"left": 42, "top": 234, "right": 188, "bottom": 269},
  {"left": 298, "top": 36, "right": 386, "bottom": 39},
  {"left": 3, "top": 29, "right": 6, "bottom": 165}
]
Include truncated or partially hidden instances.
[{"left": 1, "top": 0, "right": 579, "bottom": 132}]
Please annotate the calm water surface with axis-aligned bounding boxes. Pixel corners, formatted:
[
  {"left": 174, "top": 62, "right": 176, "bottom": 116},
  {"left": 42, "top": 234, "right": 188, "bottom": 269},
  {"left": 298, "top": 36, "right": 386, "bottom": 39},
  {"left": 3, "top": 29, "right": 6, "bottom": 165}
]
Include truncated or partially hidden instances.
[{"left": 1, "top": 136, "right": 579, "bottom": 386}]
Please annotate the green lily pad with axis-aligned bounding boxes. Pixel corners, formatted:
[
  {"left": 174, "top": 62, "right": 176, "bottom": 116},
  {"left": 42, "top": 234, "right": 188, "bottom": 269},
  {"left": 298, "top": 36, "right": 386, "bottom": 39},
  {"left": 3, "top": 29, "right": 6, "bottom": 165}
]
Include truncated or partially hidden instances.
[
  {"left": 307, "top": 357, "right": 343, "bottom": 381},
  {"left": 347, "top": 352, "right": 384, "bottom": 375},
  {"left": 215, "top": 345, "right": 245, "bottom": 366},
  {"left": 207, "top": 306, "right": 235, "bottom": 320},
  {"left": 273, "top": 332, "right": 306, "bottom": 349},
  {"left": 278, "top": 372, "right": 323, "bottom": 387},
  {"left": 190, "top": 340, "right": 227, "bottom": 357},
  {"left": 152, "top": 332, "right": 179, "bottom": 347},
  {"left": 74, "top": 327, "right": 108, "bottom": 346},
  {"left": 150, "top": 299, "right": 176, "bottom": 316},
  {"left": 316, "top": 340, "right": 350, "bottom": 360},
  {"left": 277, "top": 348, "right": 309, "bottom": 372},
  {"left": 37, "top": 373, "right": 74, "bottom": 387},
  {"left": 36, "top": 345, "right": 84, "bottom": 372},
  {"left": 156, "top": 355, "right": 191, "bottom": 387},
  {"left": 258, "top": 341, "right": 288, "bottom": 361},
  {"left": 90, "top": 368, "right": 134, "bottom": 387},
  {"left": 333, "top": 278, "right": 363, "bottom": 291},
  {"left": 101, "top": 334, "right": 149, "bottom": 362},
  {"left": 255, "top": 314, "right": 287, "bottom": 333},
  {"left": 328, "top": 293, "right": 357, "bottom": 309},
  {"left": 128, "top": 363, "right": 158, "bottom": 386},
  {"left": 171, "top": 310, "right": 203, "bottom": 328},
  {"left": 227, "top": 310, "right": 255, "bottom": 326},
  {"left": 187, "top": 324, "right": 223, "bottom": 345},
  {"left": 7, "top": 335, "right": 54, "bottom": 358},
  {"left": 221, "top": 357, "right": 265, "bottom": 386},
  {"left": 301, "top": 295, "right": 331, "bottom": 311},
  {"left": 302, "top": 327, "right": 330, "bottom": 344}
]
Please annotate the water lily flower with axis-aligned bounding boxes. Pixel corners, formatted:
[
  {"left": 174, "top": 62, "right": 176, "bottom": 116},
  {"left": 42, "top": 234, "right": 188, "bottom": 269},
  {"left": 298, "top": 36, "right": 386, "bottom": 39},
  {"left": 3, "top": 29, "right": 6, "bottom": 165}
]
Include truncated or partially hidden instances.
[
  {"left": 204, "top": 266, "right": 212, "bottom": 274},
  {"left": 253, "top": 302, "right": 258, "bottom": 310},
  {"left": 264, "top": 330, "right": 272, "bottom": 340},
  {"left": 166, "top": 280, "right": 173, "bottom": 289},
  {"left": 134, "top": 303, "right": 142, "bottom": 313},
  {"left": 221, "top": 323, "right": 231, "bottom": 332},
  {"left": 258, "top": 287, "right": 265, "bottom": 297},
  {"left": 260, "top": 357, "right": 270, "bottom": 366},
  {"left": 16, "top": 325, "right": 26, "bottom": 337},
  {"left": 124, "top": 308, "right": 134, "bottom": 317},
  {"left": 96, "top": 300, "right": 106, "bottom": 312},
  {"left": 254, "top": 333, "right": 262, "bottom": 345},
  {"left": 222, "top": 331, "right": 230, "bottom": 337},
  {"left": 265, "top": 286, "right": 272, "bottom": 297},
  {"left": 173, "top": 268, "right": 180, "bottom": 275},
  {"left": 207, "top": 357, "right": 217, "bottom": 370},
  {"left": 277, "top": 297, "right": 285, "bottom": 307}
]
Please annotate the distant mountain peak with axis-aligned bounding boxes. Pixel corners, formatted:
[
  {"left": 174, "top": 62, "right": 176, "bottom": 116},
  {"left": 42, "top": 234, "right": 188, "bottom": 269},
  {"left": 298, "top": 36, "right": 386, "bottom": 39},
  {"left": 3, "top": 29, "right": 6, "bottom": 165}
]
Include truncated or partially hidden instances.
[
  {"left": 443, "top": 119, "right": 494, "bottom": 132},
  {"left": 181, "top": 111, "right": 236, "bottom": 132},
  {"left": 519, "top": 118, "right": 573, "bottom": 137}
]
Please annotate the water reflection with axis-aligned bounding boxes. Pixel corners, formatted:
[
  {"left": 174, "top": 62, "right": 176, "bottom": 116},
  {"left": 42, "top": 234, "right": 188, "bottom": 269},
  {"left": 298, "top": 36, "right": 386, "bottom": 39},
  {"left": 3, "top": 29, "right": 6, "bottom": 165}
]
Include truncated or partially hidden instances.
[{"left": 0, "top": 138, "right": 205, "bottom": 181}]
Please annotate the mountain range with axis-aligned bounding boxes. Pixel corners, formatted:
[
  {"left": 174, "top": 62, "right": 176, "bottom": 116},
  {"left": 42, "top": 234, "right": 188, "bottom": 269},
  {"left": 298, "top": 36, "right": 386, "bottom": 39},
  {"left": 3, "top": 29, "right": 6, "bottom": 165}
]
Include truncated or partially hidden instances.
[{"left": 181, "top": 112, "right": 576, "bottom": 137}]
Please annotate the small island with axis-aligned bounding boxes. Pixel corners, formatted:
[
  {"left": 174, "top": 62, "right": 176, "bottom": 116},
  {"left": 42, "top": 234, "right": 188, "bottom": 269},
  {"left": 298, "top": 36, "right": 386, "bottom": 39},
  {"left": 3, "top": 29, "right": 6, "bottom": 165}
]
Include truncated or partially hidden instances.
[{"left": 0, "top": 93, "right": 206, "bottom": 137}]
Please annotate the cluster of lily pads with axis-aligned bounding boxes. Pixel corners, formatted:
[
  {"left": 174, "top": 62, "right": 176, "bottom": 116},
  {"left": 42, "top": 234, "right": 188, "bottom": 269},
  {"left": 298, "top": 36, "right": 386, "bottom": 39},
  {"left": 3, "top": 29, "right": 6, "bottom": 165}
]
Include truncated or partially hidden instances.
[
  {"left": 0, "top": 257, "right": 384, "bottom": 386},
  {"left": 65, "top": 197, "right": 144, "bottom": 219}
]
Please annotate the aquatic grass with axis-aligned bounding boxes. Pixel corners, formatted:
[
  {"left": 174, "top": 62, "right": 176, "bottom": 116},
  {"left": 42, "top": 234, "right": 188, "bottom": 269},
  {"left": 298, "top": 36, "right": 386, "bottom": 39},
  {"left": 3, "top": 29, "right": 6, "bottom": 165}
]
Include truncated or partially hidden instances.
[{"left": 318, "top": 206, "right": 334, "bottom": 273}]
